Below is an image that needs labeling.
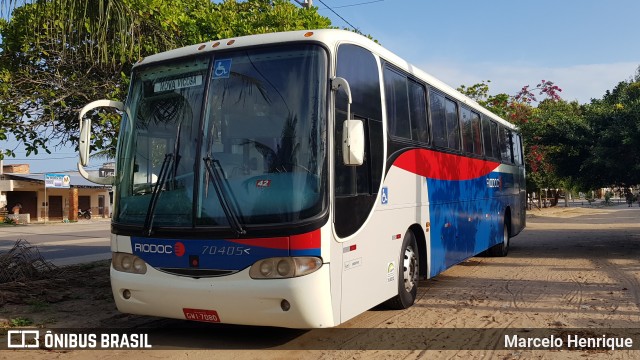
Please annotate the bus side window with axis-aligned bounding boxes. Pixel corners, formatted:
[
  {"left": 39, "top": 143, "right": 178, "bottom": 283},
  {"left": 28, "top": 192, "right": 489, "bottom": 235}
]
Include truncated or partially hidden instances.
[
  {"left": 384, "top": 66, "right": 428, "bottom": 143},
  {"left": 429, "top": 91, "right": 459, "bottom": 151},
  {"left": 461, "top": 107, "right": 473, "bottom": 154},
  {"left": 335, "top": 44, "right": 383, "bottom": 197},
  {"left": 445, "top": 98, "right": 460, "bottom": 150},
  {"left": 429, "top": 91, "right": 448, "bottom": 148},
  {"left": 513, "top": 133, "right": 524, "bottom": 166},
  {"left": 408, "top": 79, "right": 428, "bottom": 143},
  {"left": 481, "top": 116, "right": 493, "bottom": 158},
  {"left": 335, "top": 43, "right": 384, "bottom": 238},
  {"left": 384, "top": 67, "right": 411, "bottom": 139},
  {"left": 490, "top": 121, "right": 500, "bottom": 159},
  {"left": 499, "top": 126, "right": 514, "bottom": 163},
  {"left": 470, "top": 111, "right": 483, "bottom": 156}
]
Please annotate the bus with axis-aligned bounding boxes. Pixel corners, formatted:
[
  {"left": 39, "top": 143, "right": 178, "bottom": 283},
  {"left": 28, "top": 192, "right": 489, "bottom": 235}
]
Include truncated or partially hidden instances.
[{"left": 78, "top": 29, "right": 526, "bottom": 328}]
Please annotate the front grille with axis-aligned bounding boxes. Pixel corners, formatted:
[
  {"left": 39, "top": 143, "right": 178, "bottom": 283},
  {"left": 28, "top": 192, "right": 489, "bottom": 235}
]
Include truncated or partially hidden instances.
[{"left": 158, "top": 268, "right": 238, "bottom": 278}]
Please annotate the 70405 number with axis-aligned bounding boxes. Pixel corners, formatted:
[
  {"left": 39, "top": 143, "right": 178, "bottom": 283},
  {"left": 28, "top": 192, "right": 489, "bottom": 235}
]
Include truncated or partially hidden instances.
[{"left": 201, "top": 245, "right": 250, "bottom": 256}]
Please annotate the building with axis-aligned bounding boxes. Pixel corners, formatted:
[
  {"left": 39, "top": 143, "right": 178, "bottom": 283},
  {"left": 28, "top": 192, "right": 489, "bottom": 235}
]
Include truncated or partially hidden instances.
[{"left": 0, "top": 164, "right": 111, "bottom": 223}]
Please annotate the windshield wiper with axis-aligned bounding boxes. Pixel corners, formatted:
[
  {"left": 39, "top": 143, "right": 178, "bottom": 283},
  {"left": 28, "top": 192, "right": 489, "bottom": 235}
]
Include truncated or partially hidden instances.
[
  {"left": 203, "top": 156, "right": 246, "bottom": 236},
  {"left": 143, "top": 153, "right": 174, "bottom": 236}
]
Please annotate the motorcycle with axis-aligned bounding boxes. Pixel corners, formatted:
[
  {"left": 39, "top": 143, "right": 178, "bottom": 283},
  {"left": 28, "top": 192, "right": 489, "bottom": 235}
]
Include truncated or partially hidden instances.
[{"left": 78, "top": 209, "right": 92, "bottom": 219}]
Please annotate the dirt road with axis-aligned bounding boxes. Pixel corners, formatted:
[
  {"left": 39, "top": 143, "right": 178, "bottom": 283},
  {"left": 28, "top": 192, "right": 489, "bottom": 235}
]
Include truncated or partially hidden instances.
[{"left": 2, "top": 205, "right": 640, "bottom": 359}]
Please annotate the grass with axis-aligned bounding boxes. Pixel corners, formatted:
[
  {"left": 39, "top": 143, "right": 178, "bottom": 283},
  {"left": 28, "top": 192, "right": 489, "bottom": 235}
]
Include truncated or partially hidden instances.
[{"left": 10, "top": 317, "right": 33, "bottom": 327}]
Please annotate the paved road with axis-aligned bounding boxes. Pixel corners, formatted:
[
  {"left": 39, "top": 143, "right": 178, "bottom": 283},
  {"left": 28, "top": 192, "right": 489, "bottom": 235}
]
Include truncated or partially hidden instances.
[{"left": 0, "top": 219, "right": 111, "bottom": 266}]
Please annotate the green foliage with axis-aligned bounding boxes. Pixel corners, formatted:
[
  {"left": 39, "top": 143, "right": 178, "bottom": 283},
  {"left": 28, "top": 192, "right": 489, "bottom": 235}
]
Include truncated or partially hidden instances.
[
  {"left": 460, "top": 68, "right": 640, "bottom": 191},
  {"left": 457, "top": 80, "right": 510, "bottom": 118},
  {"left": 9, "top": 317, "right": 34, "bottom": 327},
  {"left": 0, "top": 0, "right": 332, "bottom": 159},
  {"left": 3, "top": 216, "right": 16, "bottom": 225},
  {"left": 579, "top": 77, "right": 640, "bottom": 188},
  {"left": 460, "top": 79, "right": 573, "bottom": 191}
]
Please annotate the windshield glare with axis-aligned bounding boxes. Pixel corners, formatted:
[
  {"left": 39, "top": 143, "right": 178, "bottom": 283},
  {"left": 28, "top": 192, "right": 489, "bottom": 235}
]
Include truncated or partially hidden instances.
[{"left": 114, "top": 45, "right": 328, "bottom": 230}]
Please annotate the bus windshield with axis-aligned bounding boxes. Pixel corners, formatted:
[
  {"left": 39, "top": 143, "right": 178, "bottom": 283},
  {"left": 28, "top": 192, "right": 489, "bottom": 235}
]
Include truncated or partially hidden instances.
[{"left": 114, "top": 45, "right": 328, "bottom": 231}]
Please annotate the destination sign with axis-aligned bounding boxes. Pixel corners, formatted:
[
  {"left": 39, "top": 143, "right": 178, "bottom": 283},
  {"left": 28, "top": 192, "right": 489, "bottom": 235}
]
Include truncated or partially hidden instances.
[{"left": 153, "top": 75, "right": 203, "bottom": 93}]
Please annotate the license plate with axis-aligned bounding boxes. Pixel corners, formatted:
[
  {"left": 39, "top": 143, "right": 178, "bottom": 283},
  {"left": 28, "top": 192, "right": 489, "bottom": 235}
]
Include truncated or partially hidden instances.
[{"left": 183, "top": 308, "right": 220, "bottom": 323}]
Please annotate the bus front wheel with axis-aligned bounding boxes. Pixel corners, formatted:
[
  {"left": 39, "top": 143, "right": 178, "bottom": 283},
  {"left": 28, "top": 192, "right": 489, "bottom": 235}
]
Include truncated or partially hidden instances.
[{"left": 385, "top": 230, "right": 419, "bottom": 309}]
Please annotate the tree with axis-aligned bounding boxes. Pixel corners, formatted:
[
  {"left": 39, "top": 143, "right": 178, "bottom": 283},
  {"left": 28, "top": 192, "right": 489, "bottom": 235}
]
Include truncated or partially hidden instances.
[
  {"left": 460, "top": 72, "right": 640, "bottom": 194},
  {"left": 459, "top": 79, "right": 577, "bottom": 193},
  {"left": 457, "top": 80, "right": 510, "bottom": 119},
  {"left": 0, "top": 0, "right": 332, "bottom": 159},
  {"left": 580, "top": 77, "right": 640, "bottom": 188}
]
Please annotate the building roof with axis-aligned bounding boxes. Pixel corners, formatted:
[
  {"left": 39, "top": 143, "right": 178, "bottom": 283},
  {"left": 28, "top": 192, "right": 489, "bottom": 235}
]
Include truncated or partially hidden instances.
[{"left": 1, "top": 172, "right": 111, "bottom": 189}]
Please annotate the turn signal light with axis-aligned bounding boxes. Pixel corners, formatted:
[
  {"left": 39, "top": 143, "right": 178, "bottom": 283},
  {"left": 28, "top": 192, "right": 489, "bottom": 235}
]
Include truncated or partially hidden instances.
[{"left": 249, "top": 257, "right": 322, "bottom": 279}]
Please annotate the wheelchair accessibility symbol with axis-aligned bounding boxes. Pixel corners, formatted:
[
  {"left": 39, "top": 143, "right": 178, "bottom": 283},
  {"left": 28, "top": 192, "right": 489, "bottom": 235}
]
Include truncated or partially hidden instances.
[
  {"left": 213, "top": 59, "right": 232, "bottom": 79},
  {"left": 381, "top": 187, "right": 389, "bottom": 205}
]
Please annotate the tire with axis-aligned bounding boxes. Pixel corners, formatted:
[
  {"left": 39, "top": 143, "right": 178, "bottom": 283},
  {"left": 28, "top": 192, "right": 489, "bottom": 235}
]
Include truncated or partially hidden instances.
[
  {"left": 84, "top": 212, "right": 91, "bottom": 219},
  {"left": 384, "top": 230, "right": 419, "bottom": 309},
  {"left": 487, "top": 221, "right": 509, "bottom": 257}
]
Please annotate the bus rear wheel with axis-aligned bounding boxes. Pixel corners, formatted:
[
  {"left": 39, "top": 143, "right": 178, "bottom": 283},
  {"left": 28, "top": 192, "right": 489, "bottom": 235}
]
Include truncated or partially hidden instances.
[
  {"left": 487, "top": 222, "right": 509, "bottom": 257},
  {"left": 385, "top": 230, "right": 419, "bottom": 309}
]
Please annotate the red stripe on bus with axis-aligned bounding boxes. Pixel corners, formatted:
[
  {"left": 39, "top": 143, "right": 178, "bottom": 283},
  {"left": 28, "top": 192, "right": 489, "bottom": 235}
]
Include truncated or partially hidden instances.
[
  {"left": 226, "top": 230, "right": 321, "bottom": 251},
  {"left": 393, "top": 149, "right": 500, "bottom": 181},
  {"left": 228, "top": 237, "right": 289, "bottom": 250},
  {"left": 290, "top": 229, "right": 321, "bottom": 250}
]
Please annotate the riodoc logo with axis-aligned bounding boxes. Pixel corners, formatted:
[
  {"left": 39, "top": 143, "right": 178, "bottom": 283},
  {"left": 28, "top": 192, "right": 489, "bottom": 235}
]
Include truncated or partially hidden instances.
[
  {"left": 486, "top": 176, "right": 502, "bottom": 189},
  {"left": 134, "top": 243, "right": 173, "bottom": 254},
  {"left": 174, "top": 242, "right": 185, "bottom": 257},
  {"left": 133, "top": 242, "right": 186, "bottom": 257}
]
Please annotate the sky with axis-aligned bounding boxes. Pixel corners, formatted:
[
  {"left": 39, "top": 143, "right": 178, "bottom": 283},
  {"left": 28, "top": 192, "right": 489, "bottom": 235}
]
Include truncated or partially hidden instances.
[
  {"left": 2, "top": 0, "right": 639, "bottom": 174},
  {"left": 315, "top": 0, "right": 640, "bottom": 103}
]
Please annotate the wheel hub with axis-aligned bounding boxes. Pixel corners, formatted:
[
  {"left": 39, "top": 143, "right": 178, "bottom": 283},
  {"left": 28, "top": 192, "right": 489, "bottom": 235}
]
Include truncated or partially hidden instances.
[{"left": 403, "top": 245, "right": 418, "bottom": 292}]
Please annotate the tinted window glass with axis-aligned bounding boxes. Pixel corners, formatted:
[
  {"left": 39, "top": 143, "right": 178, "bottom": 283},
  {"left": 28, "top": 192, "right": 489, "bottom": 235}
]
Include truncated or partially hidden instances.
[
  {"left": 430, "top": 91, "right": 447, "bottom": 147},
  {"left": 482, "top": 117, "right": 494, "bottom": 158},
  {"left": 335, "top": 44, "right": 383, "bottom": 197},
  {"left": 408, "top": 79, "right": 428, "bottom": 143},
  {"left": 461, "top": 107, "right": 473, "bottom": 153},
  {"left": 335, "top": 44, "right": 384, "bottom": 238},
  {"left": 499, "top": 126, "right": 513, "bottom": 163},
  {"left": 471, "top": 111, "right": 483, "bottom": 156},
  {"left": 445, "top": 99, "right": 460, "bottom": 150},
  {"left": 490, "top": 121, "right": 500, "bottom": 159},
  {"left": 513, "top": 133, "right": 523, "bottom": 165},
  {"left": 384, "top": 67, "right": 411, "bottom": 139}
]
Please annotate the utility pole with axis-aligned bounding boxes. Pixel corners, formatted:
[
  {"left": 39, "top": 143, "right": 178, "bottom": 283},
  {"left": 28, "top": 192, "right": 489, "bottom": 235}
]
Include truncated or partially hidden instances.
[{"left": 294, "top": 0, "right": 313, "bottom": 8}]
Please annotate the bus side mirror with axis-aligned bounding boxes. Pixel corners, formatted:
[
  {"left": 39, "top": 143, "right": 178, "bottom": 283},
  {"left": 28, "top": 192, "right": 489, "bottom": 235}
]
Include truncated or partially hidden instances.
[
  {"left": 331, "top": 77, "right": 363, "bottom": 166},
  {"left": 342, "top": 119, "right": 365, "bottom": 166},
  {"left": 78, "top": 99, "right": 124, "bottom": 185}
]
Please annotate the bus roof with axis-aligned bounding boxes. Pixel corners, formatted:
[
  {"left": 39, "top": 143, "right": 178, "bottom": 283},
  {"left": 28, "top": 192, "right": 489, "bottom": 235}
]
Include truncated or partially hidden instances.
[{"left": 135, "top": 29, "right": 515, "bottom": 130}]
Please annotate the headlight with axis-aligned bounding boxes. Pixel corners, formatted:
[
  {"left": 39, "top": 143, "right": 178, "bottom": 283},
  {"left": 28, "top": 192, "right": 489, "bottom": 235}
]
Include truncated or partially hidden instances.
[
  {"left": 112, "top": 253, "right": 147, "bottom": 274},
  {"left": 249, "top": 257, "right": 322, "bottom": 279}
]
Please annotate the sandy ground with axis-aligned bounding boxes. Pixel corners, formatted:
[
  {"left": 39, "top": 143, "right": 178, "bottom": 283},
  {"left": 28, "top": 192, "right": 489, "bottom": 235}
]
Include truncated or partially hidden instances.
[{"left": 2, "top": 205, "right": 640, "bottom": 359}]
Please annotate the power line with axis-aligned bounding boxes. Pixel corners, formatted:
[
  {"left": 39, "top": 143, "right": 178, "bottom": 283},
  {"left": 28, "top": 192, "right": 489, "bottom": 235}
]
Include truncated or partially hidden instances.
[
  {"left": 322, "top": 0, "right": 384, "bottom": 10},
  {"left": 316, "top": 0, "right": 361, "bottom": 33}
]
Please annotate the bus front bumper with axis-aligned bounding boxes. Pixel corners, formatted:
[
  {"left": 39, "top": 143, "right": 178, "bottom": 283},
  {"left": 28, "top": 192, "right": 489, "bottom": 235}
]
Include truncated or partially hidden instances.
[{"left": 110, "top": 262, "right": 336, "bottom": 329}]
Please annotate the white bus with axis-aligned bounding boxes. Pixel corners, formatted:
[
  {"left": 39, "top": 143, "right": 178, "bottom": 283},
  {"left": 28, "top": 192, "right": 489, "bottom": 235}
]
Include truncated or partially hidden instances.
[{"left": 78, "top": 29, "right": 526, "bottom": 328}]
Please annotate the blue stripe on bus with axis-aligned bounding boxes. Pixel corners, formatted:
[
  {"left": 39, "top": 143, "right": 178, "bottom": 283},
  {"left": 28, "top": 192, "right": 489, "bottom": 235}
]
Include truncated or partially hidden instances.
[
  {"left": 427, "top": 172, "right": 514, "bottom": 276},
  {"left": 130, "top": 237, "right": 321, "bottom": 271}
]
